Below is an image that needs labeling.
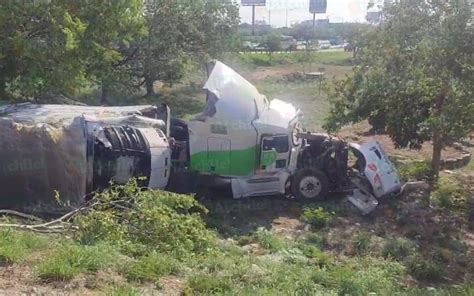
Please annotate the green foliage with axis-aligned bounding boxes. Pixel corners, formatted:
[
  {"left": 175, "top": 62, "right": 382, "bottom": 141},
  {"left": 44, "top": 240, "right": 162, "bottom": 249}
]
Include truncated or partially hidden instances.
[
  {"left": 299, "top": 245, "right": 332, "bottom": 267},
  {"left": 301, "top": 207, "right": 334, "bottom": 230},
  {"left": 185, "top": 274, "right": 232, "bottom": 294},
  {"left": 108, "top": 284, "right": 141, "bottom": 296},
  {"left": 75, "top": 180, "right": 216, "bottom": 256},
  {"left": 305, "top": 233, "right": 327, "bottom": 249},
  {"left": 352, "top": 232, "right": 372, "bottom": 254},
  {"left": 324, "top": 0, "right": 474, "bottom": 172},
  {"left": 123, "top": 251, "right": 180, "bottom": 283},
  {"left": 406, "top": 256, "right": 445, "bottom": 281},
  {"left": 382, "top": 238, "right": 417, "bottom": 260},
  {"left": 0, "top": 229, "right": 48, "bottom": 264},
  {"left": 431, "top": 176, "right": 468, "bottom": 211},
  {"left": 37, "top": 242, "right": 119, "bottom": 281},
  {"left": 253, "top": 229, "right": 285, "bottom": 252},
  {"left": 398, "top": 160, "right": 434, "bottom": 182}
]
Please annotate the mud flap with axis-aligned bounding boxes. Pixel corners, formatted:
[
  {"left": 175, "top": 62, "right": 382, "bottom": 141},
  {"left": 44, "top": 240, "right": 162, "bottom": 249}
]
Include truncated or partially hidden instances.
[
  {"left": 348, "top": 189, "right": 379, "bottom": 215},
  {"left": 348, "top": 177, "right": 379, "bottom": 215}
]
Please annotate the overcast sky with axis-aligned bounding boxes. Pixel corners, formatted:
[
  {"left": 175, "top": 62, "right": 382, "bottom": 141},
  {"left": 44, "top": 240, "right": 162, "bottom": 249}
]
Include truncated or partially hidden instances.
[{"left": 239, "top": 0, "right": 372, "bottom": 26}]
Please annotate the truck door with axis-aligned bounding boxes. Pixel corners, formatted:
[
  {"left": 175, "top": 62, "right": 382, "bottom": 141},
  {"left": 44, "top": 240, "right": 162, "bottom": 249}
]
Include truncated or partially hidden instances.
[
  {"left": 207, "top": 137, "right": 231, "bottom": 174},
  {"left": 259, "top": 135, "right": 290, "bottom": 174}
]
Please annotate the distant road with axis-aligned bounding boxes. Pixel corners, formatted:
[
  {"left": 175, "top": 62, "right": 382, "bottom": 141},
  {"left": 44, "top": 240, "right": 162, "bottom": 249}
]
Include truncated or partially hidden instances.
[{"left": 239, "top": 48, "right": 345, "bottom": 54}]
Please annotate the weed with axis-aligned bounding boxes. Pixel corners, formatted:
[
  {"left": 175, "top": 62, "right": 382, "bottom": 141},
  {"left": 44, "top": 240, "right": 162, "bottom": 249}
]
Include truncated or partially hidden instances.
[
  {"left": 301, "top": 207, "right": 334, "bottom": 229},
  {"left": 382, "top": 238, "right": 416, "bottom": 260},
  {"left": 0, "top": 229, "right": 48, "bottom": 264},
  {"left": 37, "top": 242, "right": 119, "bottom": 281},
  {"left": 107, "top": 284, "right": 140, "bottom": 296},
  {"left": 352, "top": 232, "right": 372, "bottom": 254},
  {"left": 431, "top": 177, "right": 468, "bottom": 211},
  {"left": 123, "top": 251, "right": 180, "bottom": 283},
  {"left": 399, "top": 160, "right": 434, "bottom": 182},
  {"left": 406, "top": 256, "right": 445, "bottom": 281},
  {"left": 299, "top": 245, "right": 332, "bottom": 267},
  {"left": 253, "top": 229, "right": 285, "bottom": 252},
  {"left": 184, "top": 274, "right": 232, "bottom": 294},
  {"left": 305, "top": 233, "right": 327, "bottom": 248}
]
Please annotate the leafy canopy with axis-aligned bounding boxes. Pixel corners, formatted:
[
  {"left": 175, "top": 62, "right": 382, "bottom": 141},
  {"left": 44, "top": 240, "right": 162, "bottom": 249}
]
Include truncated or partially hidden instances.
[{"left": 324, "top": 0, "right": 473, "bottom": 152}]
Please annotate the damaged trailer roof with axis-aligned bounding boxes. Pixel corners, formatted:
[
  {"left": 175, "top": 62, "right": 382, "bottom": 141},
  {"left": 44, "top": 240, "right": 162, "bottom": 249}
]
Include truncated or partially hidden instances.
[{"left": 0, "top": 103, "right": 168, "bottom": 213}]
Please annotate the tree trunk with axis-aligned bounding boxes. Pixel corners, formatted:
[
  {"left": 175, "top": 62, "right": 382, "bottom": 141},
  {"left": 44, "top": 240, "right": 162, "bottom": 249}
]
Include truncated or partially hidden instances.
[
  {"left": 431, "top": 131, "right": 443, "bottom": 177},
  {"left": 145, "top": 77, "right": 155, "bottom": 97},
  {"left": 100, "top": 82, "right": 109, "bottom": 105}
]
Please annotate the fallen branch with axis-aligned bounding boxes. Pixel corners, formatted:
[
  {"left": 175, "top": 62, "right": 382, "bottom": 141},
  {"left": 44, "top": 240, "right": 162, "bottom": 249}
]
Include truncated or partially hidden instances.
[{"left": 0, "top": 209, "right": 43, "bottom": 222}]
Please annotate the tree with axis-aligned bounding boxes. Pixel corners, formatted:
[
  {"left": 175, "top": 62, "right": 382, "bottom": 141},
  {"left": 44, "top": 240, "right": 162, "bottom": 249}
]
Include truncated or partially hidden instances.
[
  {"left": 0, "top": 1, "right": 85, "bottom": 100},
  {"left": 0, "top": 1, "right": 146, "bottom": 103},
  {"left": 324, "top": 0, "right": 474, "bottom": 176},
  {"left": 265, "top": 34, "right": 281, "bottom": 61},
  {"left": 136, "top": 0, "right": 239, "bottom": 97},
  {"left": 61, "top": 0, "right": 146, "bottom": 104}
]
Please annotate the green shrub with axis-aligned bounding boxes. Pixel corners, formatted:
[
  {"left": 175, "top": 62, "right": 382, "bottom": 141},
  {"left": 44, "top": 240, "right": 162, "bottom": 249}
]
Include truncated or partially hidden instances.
[
  {"left": 329, "top": 257, "right": 406, "bottom": 295},
  {"left": 352, "top": 233, "right": 372, "bottom": 254},
  {"left": 253, "top": 229, "right": 285, "bottom": 252},
  {"left": 37, "top": 242, "right": 119, "bottom": 281},
  {"left": 399, "top": 160, "right": 434, "bottom": 181},
  {"left": 305, "top": 233, "right": 327, "bottom": 248},
  {"left": 301, "top": 207, "right": 334, "bottom": 229},
  {"left": 75, "top": 180, "right": 217, "bottom": 257},
  {"left": 107, "top": 284, "right": 140, "bottom": 296},
  {"left": 431, "top": 177, "right": 468, "bottom": 210},
  {"left": 406, "top": 256, "right": 445, "bottom": 281},
  {"left": 184, "top": 274, "right": 232, "bottom": 294},
  {"left": 0, "top": 229, "right": 48, "bottom": 264},
  {"left": 299, "top": 245, "right": 332, "bottom": 267},
  {"left": 123, "top": 252, "right": 180, "bottom": 283},
  {"left": 382, "top": 238, "right": 416, "bottom": 260}
]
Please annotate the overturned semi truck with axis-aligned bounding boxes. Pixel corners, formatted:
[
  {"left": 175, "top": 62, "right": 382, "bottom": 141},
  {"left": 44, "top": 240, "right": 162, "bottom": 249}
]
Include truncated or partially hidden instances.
[{"left": 0, "top": 61, "right": 402, "bottom": 214}]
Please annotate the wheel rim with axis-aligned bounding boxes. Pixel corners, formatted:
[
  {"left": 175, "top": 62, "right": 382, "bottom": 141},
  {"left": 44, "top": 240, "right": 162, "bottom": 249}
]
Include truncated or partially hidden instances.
[{"left": 299, "top": 176, "right": 322, "bottom": 199}]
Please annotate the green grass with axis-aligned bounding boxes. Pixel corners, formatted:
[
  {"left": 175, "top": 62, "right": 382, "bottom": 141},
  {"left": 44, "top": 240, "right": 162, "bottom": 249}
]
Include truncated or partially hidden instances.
[
  {"left": 236, "top": 51, "right": 352, "bottom": 68},
  {"left": 0, "top": 229, "right": 49, "bottom": 264},
  {"left": 123, "top": 251, "right": 180, "bottom": 283},
  {"left": 37, "top": 242, "right": 120, "bottom": 281},
  {"left": 253, "top": 229, "right": 285, "bottom": 252},
  {"left": 382, "top": 238, "right": 417, "bottom": 260}
]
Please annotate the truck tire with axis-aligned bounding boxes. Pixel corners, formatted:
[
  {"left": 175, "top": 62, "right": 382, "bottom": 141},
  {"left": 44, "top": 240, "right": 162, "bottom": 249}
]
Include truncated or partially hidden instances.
[{"left": 291, "top": 168, "right": 329, "bottom": 200}]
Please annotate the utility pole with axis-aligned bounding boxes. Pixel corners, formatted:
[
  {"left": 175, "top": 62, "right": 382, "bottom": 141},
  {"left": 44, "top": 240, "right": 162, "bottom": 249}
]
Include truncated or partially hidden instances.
[
  {"left": 268, "top": 9, "right": 271, "bottom": 26},
  {"left": 252, "top": 4, "right": 256, "bottom": 35},
  {"left": 285, "top": 9, "right": 289, "bottom": 27},
  {"left": 312, "top": 13, "right": 316, "bottom": 28}
]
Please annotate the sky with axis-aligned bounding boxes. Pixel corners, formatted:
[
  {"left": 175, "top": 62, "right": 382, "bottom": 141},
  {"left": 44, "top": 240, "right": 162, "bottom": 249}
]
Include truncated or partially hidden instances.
[{"left": 239, "top": 0, "right": 373, "bottom": 26}]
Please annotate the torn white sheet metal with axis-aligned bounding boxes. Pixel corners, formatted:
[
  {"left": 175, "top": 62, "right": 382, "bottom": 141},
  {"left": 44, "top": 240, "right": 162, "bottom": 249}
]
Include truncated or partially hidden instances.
[
  {"left": 350, "top": 141, "right": 402, "bottom": 198},
  {"left": 348, "top": 189, "right": 379, "bottom": 215}
]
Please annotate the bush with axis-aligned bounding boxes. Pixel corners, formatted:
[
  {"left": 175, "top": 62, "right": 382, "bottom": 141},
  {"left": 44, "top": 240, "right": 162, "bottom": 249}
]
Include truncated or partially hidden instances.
[
  {"left": 352, "top": 233, "right": 372, "bottom": 254},
  {"left": 382, "top": 238, "right": 416, "bottom": 260},
  {"left": 123, "top": 251, "right": 180, "bottom": 283},
  {"left": 253, "top": 229, "right": 285, "bottom": 252},
  {"left": 37, "top": 242, "right": 119, "bottom": 281},
  {"left": 301, "top": 207, "right": 334, "bottom": 229},
  {"left": 399, "top": 160, "right": 434, "bottom": 181},
  {"left": 299, "top": 245, "right": 332, "bottom": 267},
  {"left": 75, "top": 180, "right": 217, "bottom": 257},
  {"left": 0, "top": 229, "right": 48, "bottom": 264},
  {"left": 329, "top": 257, "right": 406, "bottom": 295},
  {"left": 431, "top": 177, "right": 468, "bottom": 211},
  {"left": 406, "top": 256, "right": 445, "bottom": 281},
  {"left": 184, "top": 274, "right": 232, "bottom": 294}
]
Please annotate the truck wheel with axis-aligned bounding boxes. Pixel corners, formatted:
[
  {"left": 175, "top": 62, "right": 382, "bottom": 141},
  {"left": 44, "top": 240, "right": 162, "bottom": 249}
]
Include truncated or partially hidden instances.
[{"left": 291, "top": 168, "right": 329, "bottom": 200}]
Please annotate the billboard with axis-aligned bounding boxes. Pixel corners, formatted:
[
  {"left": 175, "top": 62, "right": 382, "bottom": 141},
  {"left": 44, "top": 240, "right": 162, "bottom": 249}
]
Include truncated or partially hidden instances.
[
  {"left": 241, "top": 0, "right": 266, "bottom": 6},
  {"left": 309, "top": 0, "right": 327, "bottom": 14}
]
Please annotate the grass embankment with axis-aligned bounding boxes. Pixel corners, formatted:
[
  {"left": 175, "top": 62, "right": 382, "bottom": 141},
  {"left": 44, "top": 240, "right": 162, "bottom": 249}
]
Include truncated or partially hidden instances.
[{"left": 0, "top": 174, "right": 472, "bottom": 295}]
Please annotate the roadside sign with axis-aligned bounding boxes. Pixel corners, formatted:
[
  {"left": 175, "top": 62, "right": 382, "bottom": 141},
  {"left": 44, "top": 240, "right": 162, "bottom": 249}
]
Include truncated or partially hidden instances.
[
  {"left": 309, "top": 0, "right": 327, "bottom": 14},
  {"left": 241, "top": 0, "right": 266, "bottom": 6}
]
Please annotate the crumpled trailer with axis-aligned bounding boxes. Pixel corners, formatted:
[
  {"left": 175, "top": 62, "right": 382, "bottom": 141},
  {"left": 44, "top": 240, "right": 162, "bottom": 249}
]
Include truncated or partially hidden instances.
[{"left": 0, "top": 104, "right": 171, "bottom": 212}]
